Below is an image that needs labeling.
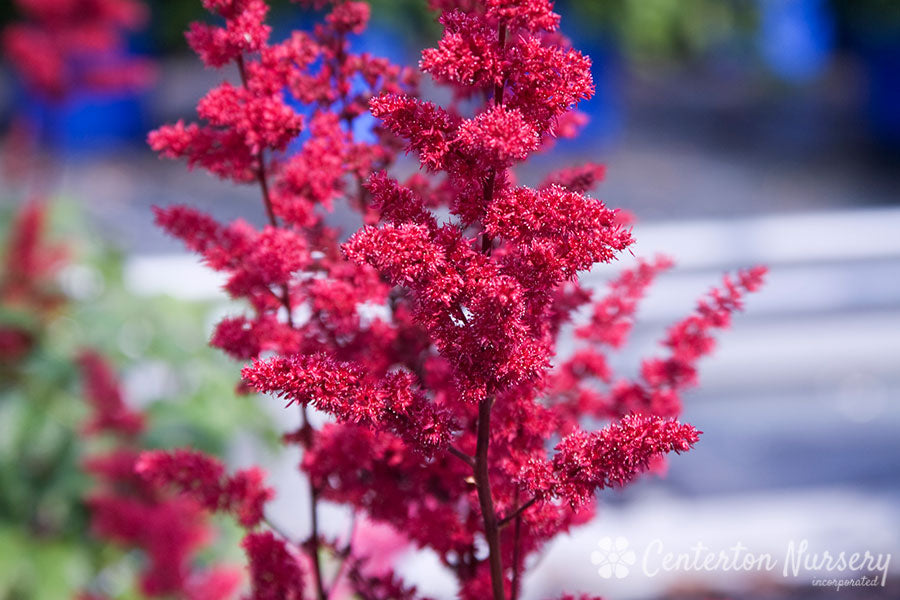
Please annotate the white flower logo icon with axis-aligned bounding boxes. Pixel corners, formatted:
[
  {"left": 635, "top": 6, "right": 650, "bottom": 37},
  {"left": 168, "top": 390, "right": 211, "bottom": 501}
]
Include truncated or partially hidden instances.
[{"left": 591, "top": 536, "right": 636, "bottom": 579}]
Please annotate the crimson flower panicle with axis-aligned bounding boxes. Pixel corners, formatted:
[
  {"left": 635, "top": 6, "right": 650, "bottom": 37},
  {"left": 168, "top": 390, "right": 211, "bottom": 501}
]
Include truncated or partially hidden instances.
[
  {"left": 242, "top": 531, "right": 305, "bottom": 600},
  {"left": 88, "top": 493, "right": 211, "bottom": 596},
  {"left": 522, "top": 414, "right": 701, "bottom": 508},
  {"left": 539, "top": 163, "right": 606, "bottom": 194},
  {"left": 576, "top": 255, "right": 675, "bottom": 348},
  {"left": 0, "top": 200, "right": 67, "bottom": 313},
  {"left": 78, "top": 350, "right": 145, "bottom": 437},
  {"left": 186, "top": 0, "right": 271, "bottom": 68},
  {"left": 485, "top": 0, "right": 560, "bottom": 31},
  {"left": 628, "top": 265, "right": 769, "bottom": 415},
  {"left": 242, "top": 354, "right": 456, "bottom": 453},
  {"left": 483, "top": 185, "right": 633, "bottom": 285},
  {"left": 146, "top": 1, "right": 767, "bottom": 599},
  {"left": 136, "top": 448, "right": 274, "bottom": 528}
]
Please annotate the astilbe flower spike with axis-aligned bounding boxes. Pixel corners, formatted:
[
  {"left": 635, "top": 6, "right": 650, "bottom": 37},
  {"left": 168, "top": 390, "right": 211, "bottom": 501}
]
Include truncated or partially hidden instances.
[
  {"left": 0, "top": 200, "right": 66, "bottom": 314},
  {"left": 147, "top": 1, "right": 420, "bottom": 598},
  {"left": 0, "top": 201, "right": 242, "bottom": 599},
  {"left": 147, "top": 1, "right": 766, "bottom": 599},
  {"left": 78, "top": 352, "right": 242, "bottom": 599},
  {"left": 136, "top": 448, "right": 274, "bottom": 528},
  {"left": 242, "top": 531, "right": 305, "bottom": 600},
  {"left": 520, "top": 414, "right": 701, "bottom": 508},
  {"left": 0, "top": 200, "right": 66, "bottom": 364},
  {"left": 78, "top": 349, "right": 145, "bottom": 436}
]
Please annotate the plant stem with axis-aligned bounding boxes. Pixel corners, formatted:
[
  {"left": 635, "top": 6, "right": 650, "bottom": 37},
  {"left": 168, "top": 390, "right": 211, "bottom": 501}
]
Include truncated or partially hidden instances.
[
  {"left": 254, "top": 152, "right": 278, "bottom": 228},
  {"left": 448, "top": 445, "right": 476, "bottom": 468},
  {"left": 471, "top": 23, "right": 512, "bottom": 600},
  {"left": 495, "top": 25, "right": 507, "bottom": 106},
  {"left": 307, "top": 486, "right": 328, "bottom": 600},
  {"left": 326, "top": 513, "right": 357, "bottom": 600},
  {"left": 481, "top": 23, "right": 507, "bottom": 256},
  {"left": 475, "top": 396, "right": 505, "bottom": 600},
  {"left": 499, "top": 496, "right": 538, "bottom": 528},
  {"left": 299, "top": 404, "right": 327, "bottom": 600},
  {"left": 511, "top": 490, "right": 522, "bottom": 600}
]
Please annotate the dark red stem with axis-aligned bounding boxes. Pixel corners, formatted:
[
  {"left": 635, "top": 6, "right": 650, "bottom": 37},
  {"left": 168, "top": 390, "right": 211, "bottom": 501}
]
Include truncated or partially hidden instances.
[
  {"left": 511, "top": 490, "right": 523, "bottom": 600},
  {"left": 499, "top": 496, "right": 538, "bottom": 528},
  {"left": 308, "top": 486, "right": 328, "bottom": 600},
  {"left": 475, "top": 396, "right": 505, "bottom": 600}
]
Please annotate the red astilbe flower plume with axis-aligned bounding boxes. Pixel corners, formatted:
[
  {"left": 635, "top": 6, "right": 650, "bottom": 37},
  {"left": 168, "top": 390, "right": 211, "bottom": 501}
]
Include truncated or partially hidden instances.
[
  {"left": 185, "top": 0, "right": 271, "bottom": 68},
  {"left": 78, "top": 349, "right": 145, "bottom": 436},
  {"left": 543, "top": 261, "right": 766, "bottom": 432},
  {"left": 577, "top": 255, "right": 675, "bottom": 349},
  {"left": 336, "top": 2, "right": 761, "bottom": 598},
  {"left": 78, "top": 352, "right": 242, "bottom": 599},
  {"left": 149, "top": 0, "right": 300, "bottom": 184},
  {"left": 0, "top": 200, "right": 67, "bottom": 365},
  {"left": 242, "top": 531, "right": 305, "bottom": 600},
  {"left": 242, "top": 354, "right": 455, "bottom": 453},
  {"left": 520, "top": 414, "right": 701, "bottom": 508},
  {"left": 136, "top": 448, "right": 274, "bottom": 528},
  {"left": 603, "top": 266, "right": 769, "bottom": 420},
  {"left": 0, "top": 199, "right": 67, "bottom": 314},
  {"left": 87, "top": 491, "right": 211, "bottom": 596},
  {"left": 484, "top": 184, "right": 632, "bottom": 285},
  {"left": 539, "top": 162, "right": 606, "bottom": 194},
  {"left": 369, "top": 94, "right": 458, "bottom": 171},
  {"left": 149, "top": 1, "right": 422, "bottom": 597},
  {"left": 148, "top": 1, "right": 766, "bottom": 599},
  {"left": 419, "top": 10, "right": 504, "bottom": 89},
  {"left": 486, "top": 0, "right": 560, "bottom": 31}
]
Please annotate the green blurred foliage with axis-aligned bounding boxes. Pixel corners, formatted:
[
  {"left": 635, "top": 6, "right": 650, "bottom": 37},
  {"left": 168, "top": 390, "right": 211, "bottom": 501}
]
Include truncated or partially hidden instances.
[
  {"left": 0, "top": 200, "right": 276, "bottom": 599},
  {"left": 146, "top": 0, "right": 440, "bottom": 55},
  {"left": 568, "top": 0, "right": 758, "bottom": 62}
]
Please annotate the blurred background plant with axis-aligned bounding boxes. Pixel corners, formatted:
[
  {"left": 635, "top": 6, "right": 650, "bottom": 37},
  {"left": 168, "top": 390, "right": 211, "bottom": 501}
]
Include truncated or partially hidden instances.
[
  {"left": 0, "top": 198, "right": 277, "bottom": 599},
  {"left": 0, "top": 181, "right": 276, "bottom": 600}
]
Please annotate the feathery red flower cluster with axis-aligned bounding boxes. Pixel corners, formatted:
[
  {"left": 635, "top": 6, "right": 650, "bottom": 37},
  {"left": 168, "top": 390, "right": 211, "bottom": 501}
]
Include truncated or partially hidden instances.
[
  {"left": 133, "top": 446, "right": 307, "bottom": 600},
  {"left": 0, "top": 201, "right": 66, "bottom": 363},
  {"left": 78, "top": 350, "right": 145, "bottom": 436},
  {"left": 137, "top": 449, "right": 273, "bottom": 528},
  {"left": 0, "top": 200, "right": 66, "bottom": 312},
  {"left": 78, "top": 351, "right": 242, "bottom": 599},
  {"left": 521, "top": 414, "right": 701, "bottom": 507},
  {"left": 145, "top": 1, "right": 429, "bottom": 598},
  {"left": 146, "top": 1, "right": 765, "bottom": 599},
  {"left": 2, "top": 0, "right": 153, "bottom": 98}
]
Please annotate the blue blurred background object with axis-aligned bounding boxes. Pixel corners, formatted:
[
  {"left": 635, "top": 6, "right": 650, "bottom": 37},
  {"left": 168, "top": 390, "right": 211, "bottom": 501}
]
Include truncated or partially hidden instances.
[
  {"left": 13, "top": 85, "right": 149, "bottom": 154},
  {"left": 758, "top": 0, "right": 835, "bottom": 82}
]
